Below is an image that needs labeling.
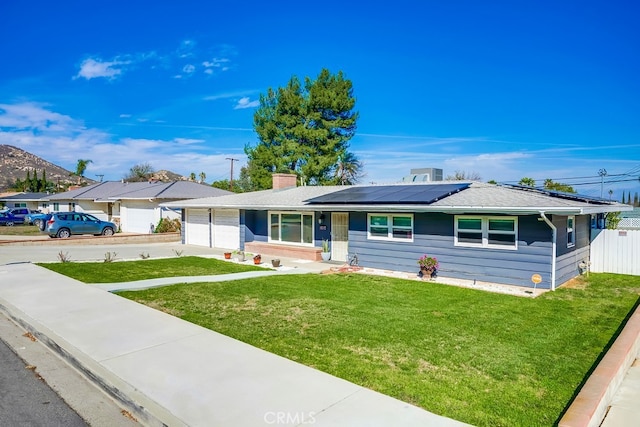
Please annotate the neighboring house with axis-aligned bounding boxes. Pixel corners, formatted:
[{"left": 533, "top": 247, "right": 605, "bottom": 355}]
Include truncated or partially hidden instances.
[
  {"left": 164, "top": 173, "right": 631, "bottom": 290},
  {"left": 0, "top": 192, "right": 50, "bottom": 211},
  {"left": 619, "top": 208, "right": 640, "bottom": 229},
  {"left": 44, "top": 181, "right": 232, "bottom": 233}
]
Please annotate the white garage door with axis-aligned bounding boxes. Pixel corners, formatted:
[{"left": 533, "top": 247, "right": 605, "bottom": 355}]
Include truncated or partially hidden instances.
[
  {"left": 213, "top": 209, "right": 239, "bottom": 249},
  {"left": 186, "top": 209, "right": 210, "bottom": 247},
  {"left": 123, "top": 202, "right": 156, "bottom": 233}
]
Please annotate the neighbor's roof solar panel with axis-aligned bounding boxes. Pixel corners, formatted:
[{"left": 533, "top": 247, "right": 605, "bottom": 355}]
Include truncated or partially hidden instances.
[{"left": 305, "top": 183, "right": 469, "bottom": 204}]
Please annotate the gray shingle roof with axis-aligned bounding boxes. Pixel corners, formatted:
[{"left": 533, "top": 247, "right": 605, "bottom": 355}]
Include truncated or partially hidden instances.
[
  {"left": 163, "top": 181, "right": 629, "bottom": 215},
  {"left": 163, "top": 185, "right": 345, "bottom": 210},
  {"left": 45, "top": 181, "right": 232, "bottom": 201},
  {"left": 0, "top": 192, "right": 50, "bottom": 201}
]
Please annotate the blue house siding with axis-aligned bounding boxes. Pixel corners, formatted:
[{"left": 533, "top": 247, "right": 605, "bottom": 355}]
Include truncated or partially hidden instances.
[
  {"left": 348, "top": 212, "right": 555, "bottom": 288},
  {"left": 244, "top": 210, "right": 268, "bottom": 243},
  {"left": 554, "top": 214, "right": 591, "bottom": 285}
]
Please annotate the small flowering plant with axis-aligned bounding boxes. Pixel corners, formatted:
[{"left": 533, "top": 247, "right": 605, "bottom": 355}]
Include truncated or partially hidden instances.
[{"left": 417, "top": 254, "right": 439, "bottom": 270}]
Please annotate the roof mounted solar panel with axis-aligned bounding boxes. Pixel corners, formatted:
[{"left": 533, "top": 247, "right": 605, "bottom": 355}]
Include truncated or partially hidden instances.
[
  {"left": 305, "top": 183, "right": 469, "bottom": 204},
  {"left": 500, "top": 184, "right": 611, "bottom": 205}
]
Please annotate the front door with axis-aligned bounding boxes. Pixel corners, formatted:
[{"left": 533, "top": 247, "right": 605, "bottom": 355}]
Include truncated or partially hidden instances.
[{"left": 331, "top": 213, "right": 349, "bottom": 263}]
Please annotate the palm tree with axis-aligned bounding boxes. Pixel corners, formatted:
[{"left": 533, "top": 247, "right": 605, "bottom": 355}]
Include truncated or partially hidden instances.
[
  {"left": 189, "top": 172, "right": 196, "bottom": 181},
  {"left": 199, "top": 172, "right": 206, "bottom": 184},
  {"left": 333, "top": 152, "right": 362, "bottom": 185},
  {"left": 518, "top": 177, "right": 536, "bottom": 187},
  {"left": 71, "top": 159, "right": 92, "bottom": 184}
]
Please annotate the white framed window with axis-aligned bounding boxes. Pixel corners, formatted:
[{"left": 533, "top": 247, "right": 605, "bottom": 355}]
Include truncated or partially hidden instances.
[
  {"left": 268, "top": 211, "right": 314, "bottom": 245},
  {"left": 53, "top": 202, "right": 59, "bottom": 211},
  {"left": 367, "top": 213, "right": 413, "bottom": 242},
  {"left": 69, "top": 202, "right": 76, "bottom": 211},
  {"left": 15, "top": 203, "right": 27, "bottom": 208},
  {"left": 567, "top": 216, "right": 575, "bottom": 248},
  {"left": 455, "top": 216, "right": 517, "bottom": 250}
]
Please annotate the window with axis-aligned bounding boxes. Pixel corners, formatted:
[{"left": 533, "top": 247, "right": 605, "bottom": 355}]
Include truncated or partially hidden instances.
[
  {"left": 455, "top": 216, "right": 517, "bottom": 249},
  {"left": 567, "top": 216, "right": 575, "bottom": 247},
  {"left": 367, "top": 214, "right": 413, "bottom": 241},
  {"left": 14, "top": 203, "right": 26, "bottom": 208},
  {"left": 269, "top": 212, "right": 314, "bottom": 245},
  {"left": 69, "top": 202, "right": 76, "bottom": 211},
  {"left": 53, "top": 203, "right": 59, "bottom": 211}
]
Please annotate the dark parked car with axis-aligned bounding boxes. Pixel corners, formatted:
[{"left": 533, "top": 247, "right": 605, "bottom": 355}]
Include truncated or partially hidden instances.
[
  {"left": 44, "top": 212, "right": 117, "bottom": 238},
  {"left": 0, "top": 211, "right": 25, "bottom": 226},
  {"left": 4, "top": 208, "right": 34, "bottom": 221}
]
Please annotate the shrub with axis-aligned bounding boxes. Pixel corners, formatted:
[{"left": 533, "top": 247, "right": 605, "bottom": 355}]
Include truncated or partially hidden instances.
[{"left": 155, "top": 218, "right": 181, "bottom": 233}]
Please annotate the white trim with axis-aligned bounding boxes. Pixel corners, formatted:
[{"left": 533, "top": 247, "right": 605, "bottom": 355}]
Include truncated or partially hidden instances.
[
  {"left": 454, "top": 215, "right": 518, "bottom": 250},
  {"left": 367, "top": 213, "right": 414, "bottom": 242},
  {"left": 268, "top": 211, "right": 315, "bottom": 246},
  {"left": 567, "top": 215, "right": 576, "bottom": 248}
]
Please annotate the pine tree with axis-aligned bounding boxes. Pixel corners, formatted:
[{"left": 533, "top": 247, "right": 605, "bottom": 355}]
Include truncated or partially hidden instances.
[
  {"left": 247, "top": 68, "right": 360, "bottom": 189},
  {"left": 635, "top": 192, "right": 639, "bottom": 207},
  {"left": 41, "top": 169, "right": 47, "bottom": 192},
  {"left": 31, "top": 169, "right": 39, "bottom": 192},
  {"left": 25, "top": 170, "right": 31, "bottom": 191}
]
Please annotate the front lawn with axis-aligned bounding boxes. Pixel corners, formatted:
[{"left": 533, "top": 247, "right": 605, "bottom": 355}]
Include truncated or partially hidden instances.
[
  {"left": 110, "top": 271, "right": 640, "bottom": 426},
  {"left": 39, "top": 256, "right": 264, "bottom": 282},
  {"left": 0, "top": 224, "right": 42, "bottom": 236}
]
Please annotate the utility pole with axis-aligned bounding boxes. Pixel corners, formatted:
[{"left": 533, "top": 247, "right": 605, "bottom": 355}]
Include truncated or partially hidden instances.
[
  {"left": 95, "top": 174, "right": 104, "bottom": 182},
  {"left": 598, "top": 168, "right": 607, "bottom": 198},
  {"left": 226, "top": 158, "right": 238, "bottom": 191}
]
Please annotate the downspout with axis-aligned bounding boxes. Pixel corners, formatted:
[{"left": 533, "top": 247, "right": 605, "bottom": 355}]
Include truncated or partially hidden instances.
[{"left": 539, "top": 212, "right": 557, "bottom": 291}]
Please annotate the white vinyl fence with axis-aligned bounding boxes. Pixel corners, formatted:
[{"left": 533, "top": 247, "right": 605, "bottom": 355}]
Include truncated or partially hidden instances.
[
  {"left": 619, "top": 217, "right": 640, "bottom": 229},
  {"left": 590, "top": 229, "right": 640, "bottom": 275}
]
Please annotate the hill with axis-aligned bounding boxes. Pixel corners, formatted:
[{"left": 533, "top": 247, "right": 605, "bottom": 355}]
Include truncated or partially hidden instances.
[
  {"left": 151, "top": 169, "right": 188, "bottom": 182},
  {"left": 0, "top": 145, "right": 88, "bottom": 191},
  {"left": 0, "top": 145, "right": 190, "bottom": 190}
]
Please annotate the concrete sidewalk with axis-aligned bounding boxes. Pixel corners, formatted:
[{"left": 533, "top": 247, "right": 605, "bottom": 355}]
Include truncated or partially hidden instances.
[{"left": 0, "top": 262, "right": 468, "bottom": 427}]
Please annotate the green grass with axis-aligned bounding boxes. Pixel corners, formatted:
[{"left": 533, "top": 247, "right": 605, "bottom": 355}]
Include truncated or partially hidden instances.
[
  {"left": 44, "top": 257, "right": 640, "bottom": 425},
  {"left": 0, "top": 224, "right": 43, "bottom": 235},
  {"left": 39, "top": 256, "right": 265, "bottom": 282}
]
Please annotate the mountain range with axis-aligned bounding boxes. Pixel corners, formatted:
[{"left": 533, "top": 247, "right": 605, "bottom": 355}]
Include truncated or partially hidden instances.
[{"left": 0, "top": 145, "right": 187, "bottom": 191}]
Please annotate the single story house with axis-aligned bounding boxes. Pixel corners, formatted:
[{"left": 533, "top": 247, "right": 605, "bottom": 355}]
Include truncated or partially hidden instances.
[
  {"left": 43, "top": 181, "right": 232, "bottom": 233},
  {"left": 163, "top": 174, "right": 630, "bottom": 290},
  {"left": 0, "top": 192, "right": 50, "bottom": 211}
]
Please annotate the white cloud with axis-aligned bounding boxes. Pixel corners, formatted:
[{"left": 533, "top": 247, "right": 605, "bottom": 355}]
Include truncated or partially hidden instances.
[
  {"left": 174, "top": 138, "right": 204, "bottom": 145},
  {"left": 74, "top": 40, "right": 235, "bottom": 82},
  {"left": 74, "top": 58, "right": 132, "bottom": 80},
  {"left": 0, "top": 101, "right": 246, "bottom": 180},
  {"left": 119, "top": 114, "right": 132, "bottom": 118},
  {"left": 234, "top": 97, "right": 259, "bottom": 109},
  {"left": 0, "top": 102, "right": 76, "bottom": 131},
  {"left": 177, "top": 39, "right": 196, "bottom": 58}
]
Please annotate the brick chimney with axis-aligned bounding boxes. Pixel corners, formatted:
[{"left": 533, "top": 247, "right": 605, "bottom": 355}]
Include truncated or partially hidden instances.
[{"left": 272, "top": 173, "right": 297, "bottom": 190}]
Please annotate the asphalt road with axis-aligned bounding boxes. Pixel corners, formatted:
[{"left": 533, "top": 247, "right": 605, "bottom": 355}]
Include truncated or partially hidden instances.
[{"left": 0, "top": 337, "right": 87, "bottom": 426}]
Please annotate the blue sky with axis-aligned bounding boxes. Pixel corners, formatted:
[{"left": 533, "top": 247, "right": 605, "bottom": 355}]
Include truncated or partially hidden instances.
[{"left": 1, "top": 0, "right": 638, "bottom": 199}]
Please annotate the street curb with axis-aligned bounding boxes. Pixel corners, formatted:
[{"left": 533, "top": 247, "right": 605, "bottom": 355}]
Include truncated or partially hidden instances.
[
  {"left": 558, "top": 304, "right": 640, "bottom": 427},
  {"left": 0, "top": 232, "right": 180, "bottom": 246},
  {"left": 0, "top": 298, "right": 185, "bottom": 427}
]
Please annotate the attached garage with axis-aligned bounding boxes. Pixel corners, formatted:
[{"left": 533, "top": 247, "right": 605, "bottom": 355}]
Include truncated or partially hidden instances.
[
  {"left": 121, "top": 201, "right": 157, "bottom": 234},
  {"left": 186, "top": 208, "right": 210, "bottom": 247},
  {"left": 212, "top": 209, "right": 240, "bottom": 249}
]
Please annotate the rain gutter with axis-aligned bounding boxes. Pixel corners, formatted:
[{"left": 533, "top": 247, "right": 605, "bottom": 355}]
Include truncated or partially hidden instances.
[{"left": 539, "top": 211, "right": 557, "bottom": 291}]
